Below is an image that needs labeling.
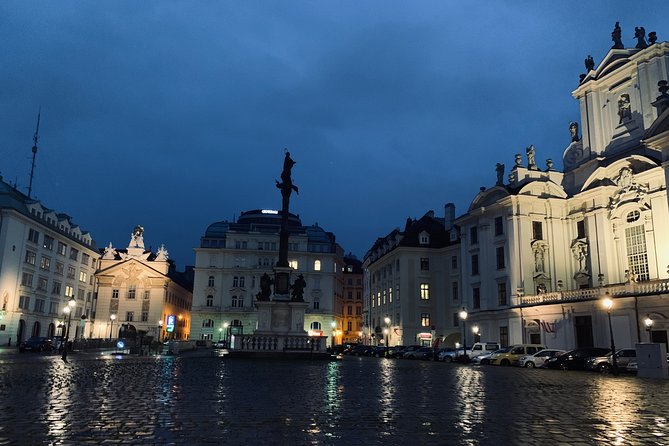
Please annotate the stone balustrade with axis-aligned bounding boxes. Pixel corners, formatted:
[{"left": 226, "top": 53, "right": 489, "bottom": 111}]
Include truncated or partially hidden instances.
[{"left": 233, "top": 335, "right": 326, "bottom": 353}]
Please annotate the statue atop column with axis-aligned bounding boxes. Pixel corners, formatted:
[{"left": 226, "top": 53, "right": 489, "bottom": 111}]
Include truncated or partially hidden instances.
[
  {"left": 276, "top": 151, "right": 299, "bottom": 199},
  {"left": 275, "top": 151, "right": 298, "bottom": 271}
]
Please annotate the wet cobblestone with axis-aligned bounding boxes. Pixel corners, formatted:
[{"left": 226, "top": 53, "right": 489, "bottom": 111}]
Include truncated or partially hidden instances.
[{"left": 0, "top": 352, "right": 668, "bottom": 445}]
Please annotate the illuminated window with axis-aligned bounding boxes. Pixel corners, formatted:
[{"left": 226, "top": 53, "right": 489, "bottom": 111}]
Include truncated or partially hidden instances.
[
  {"left": 25, "top": 250, "right": 36, "bottom": 265},
  {"left": 40, "top": 256, "right": 51, "bottom": 270},
  {"left": 314, "top": 260, "right": 321, "bottom": 271},
  {"left": 421, "top": 313, "right": 430, "bottom": 327},
  {"left": 420, "top": 283, "right": 430, "bottom": 300},
  {"left": 377, "top": 292, "right": 381, "bottom": 306},
  {"left": 79, "top": 271, "right": 87, "bottom": 283},
  {"left": 388, "top": 287, "right": 392, "bottom": 303},
  {"left": 64, "top": 285, "right": 74, "bottom": 297},
  {"left": 289, "top": 260, "right": 298, "bottom": 270}
]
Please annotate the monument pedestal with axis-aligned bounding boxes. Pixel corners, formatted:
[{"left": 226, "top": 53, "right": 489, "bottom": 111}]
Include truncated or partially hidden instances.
[{"left": 255, "top": 300, "right": 308, "bottom": 335}]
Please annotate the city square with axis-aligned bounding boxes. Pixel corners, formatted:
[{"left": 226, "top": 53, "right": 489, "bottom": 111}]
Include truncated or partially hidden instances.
[{"left": 0, "top": 351, "right": 668, "bottom": 445}]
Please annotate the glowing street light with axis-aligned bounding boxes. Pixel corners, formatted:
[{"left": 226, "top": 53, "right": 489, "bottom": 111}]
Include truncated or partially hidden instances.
[
  {"left": 109, "top": 314, "right": 117, "bottom": 340},
  {"left": 472, "top": 325, "right": 480, "bottom": 343},
  {"left": 61, "top": 297, "right": 76, "bottom": 362},
  {"left": 223, "top": 321, "right": 229, "bottom": 347},
  {"left": 459, "top": 308, "right": 468, "bottom": 362},
  {"left": 644, "top": 316, "right": 654, "bottom": 342},
  {"left": 601, "top": 296, "right": 618, "bottom": 375}
]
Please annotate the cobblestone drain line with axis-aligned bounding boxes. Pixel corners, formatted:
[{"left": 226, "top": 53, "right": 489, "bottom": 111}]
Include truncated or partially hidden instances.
[{"left": 0, "top": 353, "right": 667, "bottom": 445}]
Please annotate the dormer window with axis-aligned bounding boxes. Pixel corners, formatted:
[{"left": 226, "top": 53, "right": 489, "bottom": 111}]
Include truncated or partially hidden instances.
[{"left": 419, "top": 231, "right": 430, "bottom": 245}]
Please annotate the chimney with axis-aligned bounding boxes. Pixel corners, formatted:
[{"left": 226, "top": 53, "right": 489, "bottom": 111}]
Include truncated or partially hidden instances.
[{"left": 444, "top": 203, "right": 455, "bottom": 230}]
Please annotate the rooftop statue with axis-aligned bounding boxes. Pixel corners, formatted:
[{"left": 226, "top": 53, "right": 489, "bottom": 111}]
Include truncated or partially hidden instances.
[
  {"left": 276, "top": 151, "right": 299, "bottom": 198},
  {"left": 635, "top": 26, "right": 648, "bottom": 49},
  {"left": 612, "top": 22, "right": 624, "bottom": 49},
  {"left": 584, "top": 55, "right": 595, "bottom": 72},
  {"left": 495, "top": 163, "right": 505, "bottom": 186},
  {"left": 569, "top": 121, "right": 580, "bottom": 142},
  {"left": 648, "top": 32, "right": 657, "bottom": 45}
]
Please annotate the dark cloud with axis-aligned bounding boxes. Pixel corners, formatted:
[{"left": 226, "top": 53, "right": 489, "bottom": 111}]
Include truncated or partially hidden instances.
[{"left": 1, "top": 1, "right": 667, "bottom": 264}]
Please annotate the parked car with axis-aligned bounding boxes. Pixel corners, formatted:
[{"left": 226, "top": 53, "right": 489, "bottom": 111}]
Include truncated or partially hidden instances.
[
  {"left": 19, "top": 337, "right": 55, "bottom": 353},
  {"left": 519, "top": 349, "right": 566, "bottom": 368},
  {"left": 438, "top": 347, "right": 464, "bottom": 362},
  {"left": 349, "top": 344, "right": 372, "bottom": 356},
  {"left": 213, "top": 340, "right": 227, "bottom": 349},
  {"left": 404, "top": 346, "right": 435, "bottom": 360},
  {"left": 386, "top": 346, "right": 406, "bottom": 358},
  {"left": 489, "top": 344, "right": 547, "bottom": 366},
  {"left": 467, "top": 342, "right": 501, "bottom": 359},
  {"left": 399, "top": 345, "right": 422, "bottom": 359},
  {"left": 545, "top": 347, "right": 611, "bottom": 370},
  {"left": 371, "top": 346, "right": 389, "bottom": 357},
  {"left": 475, "top": 347, "right": 512, "bottom": 365},
  {"left": 585, "top": 348, "right": 637, "bottom": 373}
]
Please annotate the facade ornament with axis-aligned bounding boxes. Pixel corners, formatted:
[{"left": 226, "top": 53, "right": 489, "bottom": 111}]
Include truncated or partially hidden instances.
[
  {"left": 624, "top": 269, "right": 637, "bottom": 283},
  {"left": 611, "top": 22, "right": 624, "bottom": 49},
  {"left": 570, "top": 240, "right": 589, "bottom": 273},
  {"left": 608, "top": 167, "right": 649, "bottom": 211},
  {"left": 634, "top": 26, "right": 648, "bottom": 49},
  {"left": 531, "top": 240, "right": 549, "bottom": 274},
  {"left": 526, "top": 145, "right": 537, "bottom": 170},
  {"left": 569, "top": 121, "right": 580, "bottom": 142},
  {"left": 514, "top": 153, "right": 522, "bottom": 167},
  {"left": 584, "top": 55, "right": 595, "bottom": 72},
  {"left": 546, "top": 159, "right": 554, "bottom": 171},
  {"left": 102, "top": 242, "right": 116, "bottom": 259},
  {"left": 652, "top": 80, "right": 669, "bottom": 115},
  {"left": 130, "top": 225, "right": 145, "bottom": 249},
  {"left": 256, "top": 273, "right": 273, "bottom": 301},
  {"left": 617, "top": 94, "right": 632, "bottom": 124},
  {"left": 155, "top": 244, "right": 169, "bottom": 261},
  {"left": 648, "top": 32, "right": 657, "bottom": 45},
  {"left": 495, "top": 163, "right": 505, "bottom": 186},
  {"left": 290, "top": 274, "right": 306, "bottom": 302}
]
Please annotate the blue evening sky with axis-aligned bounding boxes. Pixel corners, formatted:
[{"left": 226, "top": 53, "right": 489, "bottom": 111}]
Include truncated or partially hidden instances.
[{"left": 1, "top": 2, "right": 667, "bottom": 266}]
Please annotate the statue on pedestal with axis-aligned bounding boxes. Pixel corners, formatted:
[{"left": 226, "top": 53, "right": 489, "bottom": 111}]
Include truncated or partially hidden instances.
[
  {"left": 611, "top": 22, "right": 624, "bottom": 49},
  {"left": 495, "top": 163, "right": 505, "bottom": 186},
  {"left": 634, "top": 26, "right": 648, "bottom": 49},
  {"left": 256, "top": 273, "right": 274, "bottom": 301},
  {"left": 290, "top": 274, "right": 306, "bottom": 302}
]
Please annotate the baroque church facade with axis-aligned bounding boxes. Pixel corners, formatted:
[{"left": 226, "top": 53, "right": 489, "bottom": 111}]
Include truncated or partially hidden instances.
[{"left": 459, "top": 32, "right": 669, "bottom": 350}]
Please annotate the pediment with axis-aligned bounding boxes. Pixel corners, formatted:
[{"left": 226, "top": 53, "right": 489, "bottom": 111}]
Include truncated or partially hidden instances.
[
  {"left": 581, "top": 155, "right": 657, "bottom": 192},
  {"left": 468, "top": 187, "right": 510, "bottom": 211},
  {"left": 517, "top": 179, "right": 567, "bottom": 199}
]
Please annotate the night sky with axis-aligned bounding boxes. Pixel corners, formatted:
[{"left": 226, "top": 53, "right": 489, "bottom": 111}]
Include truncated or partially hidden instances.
[{"left": 2, "top": 2, "right": 667, "bottom": 267}]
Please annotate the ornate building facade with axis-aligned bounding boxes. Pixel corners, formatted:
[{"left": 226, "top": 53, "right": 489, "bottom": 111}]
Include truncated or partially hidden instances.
[
  {"left": 459, "top": 31, "right": 669, "bottom": 351},
  {"left": 0, "top": 177, "right": 98, "bottom": 345},
  {"left": 190, "top": 210, "right": 344, "bottom": 346},
  {"left": 363, "top": 205, "right": 462, "bottom": 347},
  {"left": 94, "top": 227, "right": 193, "bottom": 341},
  {"left": 341, "top": 253, "right": 363, "bottom": 344}
]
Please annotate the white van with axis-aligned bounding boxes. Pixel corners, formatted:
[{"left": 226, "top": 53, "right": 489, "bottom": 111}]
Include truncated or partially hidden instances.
[{"left": 467, "top": 342, "right": 500, "bottom": 358}]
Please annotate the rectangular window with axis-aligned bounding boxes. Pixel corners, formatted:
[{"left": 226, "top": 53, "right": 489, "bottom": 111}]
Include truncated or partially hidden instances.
[
  {"left": 144, "top": 290, "right": 150, "bottom": 300},
  {"left": 57, "top": 242, "right": 67, "bottom": 256},
  {"left": 496, "top": 246, "right": 505, "bottom": 269},
  {"left": 356, "top": 291, "right": 361, "bottom": 300},
  {"left": 382, "top": 289, "right": 386, "bottom": 304},
  {"left": 25, "top": 250, "right": 37, "bottom": 265},
  {"left": 232, "top": 296, "right": 238, "bottom": 307},
  {"left": 233, "top": 276, "right": 239, "bottom": 287},
  {"left": 626, "top": 225, "right": 650, "bottom": 281},
  {"left": 473, "top": 287, "right": 481, "bottom": 309},
  {"left": 347, "top": 321, "right": 352, "bottom": 331},
  {"left": 470, "top": 226, "right": 478, "bottom": 245},
  {"left": 347, "top": 305, "right": 353, "bottom": 315},
  {"left": 452, "top": 282, "right": 459, "bottom": 301},
  {"left": 55, "top": 262, "right": 64, "bottom": 275},
  {"left": 420, "top": 283, "right": 430, "bottom": 300},
  {"left": 494, "top": 216, "right": 504, "bottom": 236},
  {"left": 77, "top": 289, "right": 85, "bottom": 300},
  {"left": 49, "top": 301, "right": 58, "bottom": 315},
  {"left": 532, "top": 221, "right": 543, "bottom": 240},
  {"left": 420, "top": 258, "right": 429, "bottom": 270},
  {"left": 81, "top": 253, "right": 90, "bottom": 266},
  {"left": 500, "top": 326, "right": 509, "bottom": 347},
  {"left": 356, "top": 306, "right": 361, "bottom": 315},
  {"left": 577, "top": 220, "right": 586, "bottom": 239},
  {"left": 289, "top": 260, "right": 298, "bottom": 270},
  {"left": 28, "top": 228, "right": 40, "bottom": 244},
  {"left": 21, "top": 272, "right": 33, "bottom": 287},
  {"left": 388, "top": 287, "right": 392, "bottom": 303},
  {"left": 239, "top": 276, "right": 245, "bottom": 288},
  {"left": 497, "top": 282, "right": 507, "bottom": 306},
  {"left": 421, "top": 313, "right": 430, "bottom": 327},
  {"left": 313, "top": 300, "right": 320, "bottom": 310},
  {"left": 69, "top": 248, "right": 79, "bottom": 261},
  {"left": 37, "top": 277, "right": 48, "bottom": 291},
  {"left": 377, "top": 292, "right": 381, "bottom": 306},
  {"left": 112, "top": 289, "right": 119, "bottom": 299},
  {"left": 127, "top": 285, "right": 136, "bottom": 299},
  {"left": 52, "top": 281, "right": 61, "bottom": 295},
  {"left": 19, "top": 295, "right": 30, "bottom": 310},
  {"left": 40, "top": 256, "right": 51, "bottom": 270},
  {"left": 43, "top": 235, "right": 54, "bottom": 251},
  {"left": 64, "top": 285, "right": 74, "bottom": 298},
  {"left": 453, "top": 313, "right": 460, "bottom": 327},
  {"left": 141, "top": 311, "right": 149, "bottom": 322},
  {"left": 126, "top": 311, "right": 134, "bottom": 322},
  {"left": 79, "top": 271, "right": 87, "bottom": 283},
  {"left": 238, "top": 296, "right": 244, "bottom": 307},
  {"left": 471, "top": 255, "right": 479, "bottom": 275},
  {"left": 67, "top": 266, "right": 76, "bottom": 279},
  {"left": 451, "top": 256, "right": 457, "bottom": 269}
]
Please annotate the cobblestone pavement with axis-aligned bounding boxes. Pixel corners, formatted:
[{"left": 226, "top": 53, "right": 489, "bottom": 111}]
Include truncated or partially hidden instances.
[{"left": 0, "top": 351, "right": 668, "bottom": 445}]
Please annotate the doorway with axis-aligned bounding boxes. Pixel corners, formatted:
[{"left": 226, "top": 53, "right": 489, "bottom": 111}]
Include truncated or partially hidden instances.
[{"left": 574, "top": 316, "right": 593, "bottom": 348}]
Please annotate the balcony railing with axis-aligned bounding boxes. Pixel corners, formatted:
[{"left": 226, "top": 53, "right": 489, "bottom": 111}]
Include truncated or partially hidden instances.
[{"left": 518, "top": 278, "right": 669, "bottom": 306}]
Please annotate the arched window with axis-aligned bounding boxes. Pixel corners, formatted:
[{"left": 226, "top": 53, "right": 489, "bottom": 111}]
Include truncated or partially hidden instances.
[
  {"left": 314, "top": 260, "right": 321, "bottom": 271},
  {"left": 208, "top": 276, "right": 215, "bottom": 287},
  {"left": 232, "top": 319, "right": 243, "bottom": 327},
  {"left": 310, "top": 321, "right": 322, "bottom": 330},
  {"left": 232, "top": 295, "right": 238, "bottom": 307},
  {"left": 206, "top": 295, "right": 213, "bottom": 307}
]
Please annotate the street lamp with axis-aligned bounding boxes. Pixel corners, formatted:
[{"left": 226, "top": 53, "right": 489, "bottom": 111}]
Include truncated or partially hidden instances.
[
  {"left": 472, "top": 325, "right": 480, "bottom": 343},
  {"left": 459, "top": 308, "right": 468, "bottom": 361},
  {"left": 330, "top": 321, "right": 337, "bottom": 348},
  {"left": 223, "top": 322, "right": 229, "bottom": 347},
  {"left": 384, "top": 316, "right": 391, "bottom": 355},
  {"left": 157, "top": 319, "right": 163, "bottom": 342},
  {"left": 109, "top": 314, "right": 117, "bottom": 340},
  {"left": 61, "top": 297, "right": 76, "bottom": 362},
  {"left": 644, "top": 316, "right": 654, "bottom": 342},
  {"left": 602, "top": 297, "right": 618, "bottom": 375},
  {"left": 218, "top": 327, "right": 223, "bottom": 341}
]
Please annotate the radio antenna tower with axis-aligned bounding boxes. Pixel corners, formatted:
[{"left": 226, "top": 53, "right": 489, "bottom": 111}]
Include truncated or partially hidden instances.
[{"left": 28, "top": 108, "right": 41, "bottom": 199}]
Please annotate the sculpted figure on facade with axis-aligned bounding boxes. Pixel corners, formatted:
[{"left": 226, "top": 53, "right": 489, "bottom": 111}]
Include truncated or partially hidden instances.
[
  {"left": 256, "top": 273, "right": 274, "bottom": 301},
  {"left": 526, "top": 145, "right": 537, "bottom": 169},
  {"left": 625, "top": 269, "right": 637, "bottom": 283},
  {"left": 618, "top": 94, "right": 632, "bottom": 124},
  {"left": 634, "top": 26, "right": 648, "bottom": 49},
  {"left": 571, "top": 240, "right": 589, "bottom": 273},
  {"left": 611, "top": 22, "right": 624, "bottom": 49},
  {"left": 103, "top": 242, "right": 116, "bottom": 259},
  {"left": 130, "top": 225, "right": 145, "bottom": 249},
  {"left": 569, "top": 122, "right": 580, "bottom": 142},
  {"left": 648, "top": 32, "right": 657, "bottom": 45},
  {"left": 531, "top": 240, "right": 549, "bottom": 274},
  {"left": 290, "top": 274, "right": 307, "bottom": 302},
  {"left": 584, "top": 55, "right": 595, "bottom": 72}
]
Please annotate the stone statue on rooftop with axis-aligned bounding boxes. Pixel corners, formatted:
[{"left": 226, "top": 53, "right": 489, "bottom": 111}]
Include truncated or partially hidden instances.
[
  {"left": 584, "top": 55, "right": 595, "bottom": 72},
  {"left": 612, "top": 22, "right": 624, "bottom": 49},
  {"left": 569, "top": 122, "right": 580, "bottom": 142},
  {"left": 634, "top": 26, "right": 648, "bottom": 49},
  {"left": 648, "top": 32, "right": 657, "bottom": 45},
  {"left": 495, "top": 163, "right": 505, "bottom": 186},
  {"left": 526, "top": 145, "right": 537, "bottom": 169}
]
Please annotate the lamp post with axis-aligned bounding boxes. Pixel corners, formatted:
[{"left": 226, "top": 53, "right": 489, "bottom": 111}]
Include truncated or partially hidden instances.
[
  {"left": 109, "top": 314, "right": 117, "bottom": 340},
  {"left": 330, "top": 321, "right": 337, "bottom": 348},
  {"left": 218, "top": 327, "right": 223, "bottom": 342},
  {"left": 602, "top": 297, "right": 618, "bottom": 375},
  {"left": 459, "top": 308, "right": 468, "bottom": 361},
  {"left": 61, "top": 297, "right": 76, "bottom": 361},
  {"left": 223, "top": 322, "right": 229, "bottom": 347},
  {"left": 644, "top": 316, "right": 654, "bottom": 342},
  {"left": 157, "top": 319, "right": 163, "bottom": 342},
  {"left": 472, "top": 325, "right": 480, "bottom": 343},
  {"left": 384, "top": 316, "right": 391, "bottom": 356}
]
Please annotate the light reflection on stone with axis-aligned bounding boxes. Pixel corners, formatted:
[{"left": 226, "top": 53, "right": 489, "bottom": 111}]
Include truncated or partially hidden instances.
[{"left": 453, "top": 366, "right": 485, "bottom": 443}]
